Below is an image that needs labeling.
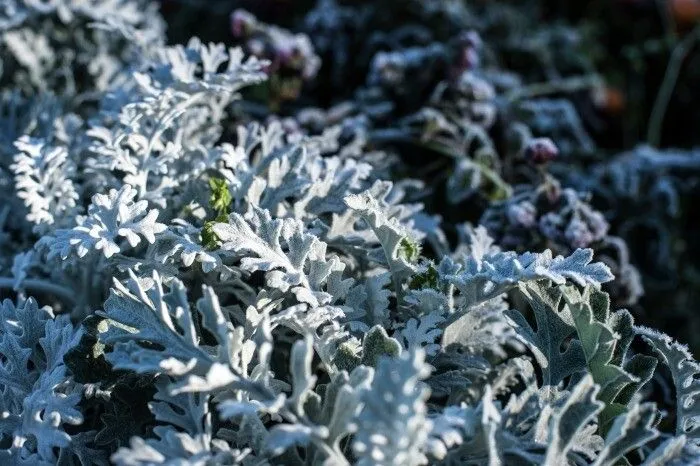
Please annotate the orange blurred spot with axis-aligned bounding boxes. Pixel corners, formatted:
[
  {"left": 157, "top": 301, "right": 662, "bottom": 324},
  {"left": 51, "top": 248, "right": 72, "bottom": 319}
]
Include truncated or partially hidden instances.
[
  {"left": 592, "top": 86, "right": 626, "bottom": 115},
  {"left": 670, "top": 0, "right": 700, "bottom": 25}
]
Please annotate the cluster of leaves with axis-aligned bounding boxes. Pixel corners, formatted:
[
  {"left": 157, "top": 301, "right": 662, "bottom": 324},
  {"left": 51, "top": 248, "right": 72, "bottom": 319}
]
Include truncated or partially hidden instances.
[
  {"left": 206, "top": 0, "right": 700, "bottom": 353},
  {"left": 558, "top": 145, "right": 700, "bottom": 354},
  {"left": 0, "top": 0, "right": 700, "bottom": 465}
]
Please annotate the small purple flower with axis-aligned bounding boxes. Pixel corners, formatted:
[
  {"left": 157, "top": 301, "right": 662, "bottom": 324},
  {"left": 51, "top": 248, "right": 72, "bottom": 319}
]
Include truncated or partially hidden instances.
[
  {"left": 565, "top": 216, "right": 594, "bottom": 248},
  {"left": 453, "top": 30, "right": 482, "bottom": 74},
  {"left": 507, "top": 201, "right": 537, "bottom": 228},
  {"left": 458, "top": 30, "right": 482, "bottom": 50},
  {"left": 524, "top": 137, "right": 559, "bottom": 165},
  {"left": 231, "top": 9, "right": 256, "bottom": 37},
  {"left": 460, "top": 47, "right": 480, "bottom": 70},
  {"left": 581, "top": 206, "right": 609, "bottom": 241}
]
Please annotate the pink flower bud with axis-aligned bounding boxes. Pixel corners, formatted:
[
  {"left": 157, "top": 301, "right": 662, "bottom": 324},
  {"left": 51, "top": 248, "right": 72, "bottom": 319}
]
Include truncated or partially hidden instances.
[
  {"left": 524, "top": 138, "right": 559, "bottom": 165},
  {"left": 231, "top": 9, "right": 255, "bottom": 37}
]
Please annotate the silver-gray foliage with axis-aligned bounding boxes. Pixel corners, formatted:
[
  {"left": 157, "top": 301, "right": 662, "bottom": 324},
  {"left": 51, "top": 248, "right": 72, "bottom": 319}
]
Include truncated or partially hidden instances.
[{"left": 0, "top": 1, "right": 697, "bottom": 465}]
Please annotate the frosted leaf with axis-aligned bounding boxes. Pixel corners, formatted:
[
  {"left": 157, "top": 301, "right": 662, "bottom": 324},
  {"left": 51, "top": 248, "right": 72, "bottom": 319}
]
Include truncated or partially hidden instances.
[
  {"left": 213, "top": 207, "right": 346, "bottom": 307},
  {"left": 637, "top": 327, "right": 700, "bottom": 443},
  {"left": 395, "top": 314, "right": 445, "bottom": 356},
  {"left": 146, "top": 38, "right": 268, "bottom": 96},
  {"left": 544, "top": 375, "right": 604, "bottom": 465},
  {"left": 345, "top": 187, "right": 420, "bottom": 299},
  {"left": 42, "top": 185, "right": 166, "bottom": 259},
  {"left": 446, "top": 247, "right": 613, "bottom": 309},
  {"left": 353, "top": 350, "right": 432, "bottom": 466},
  {"left": 0, "top": 298, "right": 83, "bottom": 463},
  {"left": 12, "top": 136, "right": 79, "bottom": 232}
]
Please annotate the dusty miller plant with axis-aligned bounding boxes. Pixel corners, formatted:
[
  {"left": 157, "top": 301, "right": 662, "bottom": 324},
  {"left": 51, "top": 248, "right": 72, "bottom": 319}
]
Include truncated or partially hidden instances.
[{"left": 0, "top": 1, "right": 698, "bottom": 465}]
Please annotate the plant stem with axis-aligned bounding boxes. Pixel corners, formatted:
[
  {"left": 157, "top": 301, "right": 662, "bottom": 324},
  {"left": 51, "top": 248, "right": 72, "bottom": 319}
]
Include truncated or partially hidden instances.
[
  {"left": 0, "top": 277, "right": 76, "bottom": 305},
  {"left": 505, "top": 75, "right": 602, "bottom": 102},
  {"left": 647, "top": 25, "right": 700, "bottom": 147}
]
